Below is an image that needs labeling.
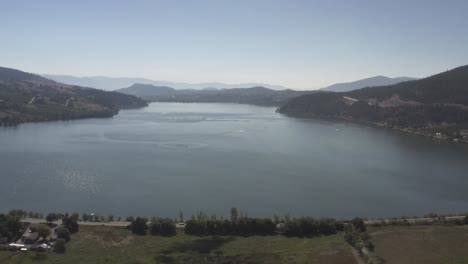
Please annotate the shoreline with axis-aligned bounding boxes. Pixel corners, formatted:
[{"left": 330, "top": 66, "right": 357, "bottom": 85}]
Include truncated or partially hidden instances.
[{"left": 279, "top": 111, "right": 468, "bottom": 145}]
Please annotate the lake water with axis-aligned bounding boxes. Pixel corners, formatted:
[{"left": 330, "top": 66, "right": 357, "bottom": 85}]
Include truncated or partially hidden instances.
[{"left": 1, "top": 103, "right": 467, "bottom": 219}]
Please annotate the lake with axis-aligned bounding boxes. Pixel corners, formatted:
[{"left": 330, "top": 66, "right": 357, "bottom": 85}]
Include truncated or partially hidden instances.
[{"left": 1, "top": 102, "right": 467, "bottom": 219}]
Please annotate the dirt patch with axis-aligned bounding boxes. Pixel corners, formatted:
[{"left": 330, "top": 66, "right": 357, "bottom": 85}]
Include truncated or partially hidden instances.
[
  {"left": 78, "top": 226, "right": 131, "bottom": 248},
  {"left": 371, "top": 225, "right": 468, "bottom": 264},
  {"left": 170, "top": 237, "right": 235, "bottom": 254},
  {"left": 313, "top": 248, "right": 358, "bottom": 264}
]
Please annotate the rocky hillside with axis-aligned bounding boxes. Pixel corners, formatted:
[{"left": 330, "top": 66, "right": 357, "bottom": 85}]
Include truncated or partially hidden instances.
[{"left": 0, "top": 67, "right": 147, "bottom": 126}]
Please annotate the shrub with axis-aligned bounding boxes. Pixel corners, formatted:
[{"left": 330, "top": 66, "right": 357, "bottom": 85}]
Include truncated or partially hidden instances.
[
  {"left": 62, "top": 215, "right": 79, "bottom": 233},
  {"left": 57, "top": 227, "right": 71, "bottom": 242},
  {"left": 350, "top": 217, "right": 366, "bottom": 232},
  {"left": 37, "top": 224, "right": 51, "bottom": 238},
  {"left": 46, "top": 213, "right": 58, "bottom": 223},
  {"left": 130, "top": 217, "right": 147, "bottom": 235},
  {"left": 54, "top": 238, "right": 66, "bottom": 253},
  {"left": 150, "top": 218, "right": 176, "bottom": 236}
]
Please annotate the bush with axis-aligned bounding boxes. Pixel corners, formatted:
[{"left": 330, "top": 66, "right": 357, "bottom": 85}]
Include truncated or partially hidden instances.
[
  {"left": 62, "top": 215, "right": 79, "bottom": 233},
  {"left": 351, "top": 217, "right": 366, "bottom": 232},
  {"left": 184, "top": 214, "right": 276, "bottom": 237},
  {"left": 130, "top": 217, "right": 147, "bottom": 235},
  {"left": 344, "top": 224, "right": 373, "bottom": 251},
  {"left": 344, "top": 225, "right": 361, "bottom": 247},
  {"left": 46, "top": 213, "right": 58, "bottom": 223},
  {"left": 57, "top": 227, "right": 71, "bottom": 242},
  {"left": 54, "top": 238, "right": 66, "bottom": 253},
  {"left": 150, "top": 218, "right": 176, "bottom": 236},
  {"left": 37, "top": 224, "right": 51, "bottom": 238},
  {"left": 0, "top": 214, "right": 21, "bottom": 241}
]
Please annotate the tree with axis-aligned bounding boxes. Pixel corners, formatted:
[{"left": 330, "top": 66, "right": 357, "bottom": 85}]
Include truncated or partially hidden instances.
[
  {"left": 0, "top": 214, "right": 21, "bottom": 241},
  {"left": 230, "top": 207, "right": 238, "bottom": 223},
  {"left": 56, "top": 227, "right": 71, "bottom": 242},
  {"left": 179, "top": 211, "right": 184, "bottom": 223},
  {"left": 150, "top": 218, "right": 176, "bottom": 236},
  {"left": 351, "top": 217, "right": 366, "bottom": 232},
  {"left": 344, "top": 225, "right": 360, "bottom": 247},
  {"left": 54, "top": 238, "right": 66, "bottom": 253},
  {"left": 81, "top": 214, "right": 92, "bottom": 222},
  {"left": 318, "top": 218, "right": 337, "bottom": 235},
  {"left": 46, "top": 213, "right": 58, "bottom": 223},
  {"left": 62, "top": 215, "right": 79, "bottom": 233},
  {"left": 70, "top": 213, "right": 80, "bottom": 221},
  {"left": 130, "top": 217, "right": 147, "bottom": 235},
  {"left": 37, "top": 224, "right": 51, "bottom": 238}
]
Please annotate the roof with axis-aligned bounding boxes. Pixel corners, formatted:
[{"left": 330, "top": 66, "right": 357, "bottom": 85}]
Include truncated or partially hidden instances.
[
  {"left": 26, "top": 232, "right": 39, "bottom": 240},
  {"left": 9, "top": 243, "right": 25, "bottom": 247},
  {"left": 38, "top": 243, "right": 49, "bottom": 249}
]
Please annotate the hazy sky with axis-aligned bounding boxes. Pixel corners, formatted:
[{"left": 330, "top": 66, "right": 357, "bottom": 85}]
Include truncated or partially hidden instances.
[{"left": 2, "top": 0, "right": 468, "bottom": 89}]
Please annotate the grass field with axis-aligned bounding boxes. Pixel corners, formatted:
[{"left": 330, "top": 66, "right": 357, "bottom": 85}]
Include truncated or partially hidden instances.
[
  {"left": 0, "top": 226, "right": 357, "bottom": 264},
  {"left": 370, "top": 225, "right": 468, "bottom": 264}
]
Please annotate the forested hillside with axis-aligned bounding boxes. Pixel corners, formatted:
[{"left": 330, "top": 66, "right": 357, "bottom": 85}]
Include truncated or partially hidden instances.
[
  {"left": 117, "top": 84, "right": 315, "bottom": 106},
  {"left": 0, "top": 67, "right": 147, "bottom": 126},
  {"left": 279, "top": 65, "right": 468, "bottom": 141}
]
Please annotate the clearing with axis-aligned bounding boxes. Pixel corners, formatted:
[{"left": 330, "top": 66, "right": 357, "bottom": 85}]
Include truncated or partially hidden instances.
[{"left": 0, "top": 225, "right": 357, "bottom": 264}]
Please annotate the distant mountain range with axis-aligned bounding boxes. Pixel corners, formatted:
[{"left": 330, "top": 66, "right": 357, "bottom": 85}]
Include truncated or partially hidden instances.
[
  {"left": 42, "top": 74, "right": 291, "bottom": 91},
  {"left": 279, "top": 65, "right": 468, "bottom": 141},
  {"left": 42, "top": 74, "right": 419, "bottom": 93},
  {"left": 0, "top": 67, "right": 147, "bottom": 126},
  {"left": 116, "top": 83, "right": 315, "bottom": 107},
  {"left": 320, "top": 76, "right": 417, "bottom": 92},
  {"left": 114, "top": 75, "right": 418, "bottom": 107}
]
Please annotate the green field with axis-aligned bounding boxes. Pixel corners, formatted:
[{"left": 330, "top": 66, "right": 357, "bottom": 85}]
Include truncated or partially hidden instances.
[
  {"left": 370, "top": 225, "right": 468, "bottom": 264},
  {"left": 0, "top": 226, "right": 357, "bottom": 264}
]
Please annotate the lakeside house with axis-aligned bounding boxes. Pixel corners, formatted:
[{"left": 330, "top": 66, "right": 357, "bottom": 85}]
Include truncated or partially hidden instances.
[
  {"left": 24, "top": 232, "right": 39, "bottom": 244},
  {"left": 8, "top": 243, "right": 25, "bottom": 249},
  {"left": 31, "top": 243, "right": 51, "bottom": 252}
]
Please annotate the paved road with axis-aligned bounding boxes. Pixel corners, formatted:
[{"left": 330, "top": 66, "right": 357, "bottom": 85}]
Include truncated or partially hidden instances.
[
  {"left": 21, "top": 218, "right": 131, "bottom": 227},
  {"left": 364, "top": 215, "right": 465, "bottom": 225}
]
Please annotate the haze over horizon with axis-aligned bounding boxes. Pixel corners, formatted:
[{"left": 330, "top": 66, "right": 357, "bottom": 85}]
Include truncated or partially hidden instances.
[{"left": 2, "top": 0, "right": 468, "bottom": 89}]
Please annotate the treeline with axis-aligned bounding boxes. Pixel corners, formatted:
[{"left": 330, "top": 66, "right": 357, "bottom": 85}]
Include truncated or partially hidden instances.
[
  {"left": 129, "top": 217, "right": 176, "bottom": 237},
  {"left": 7, "top": 209, "right": 44, "bottom": 219},
  {"left": 0, "top": 214, "right": 21, "bottom": 242},
  {"left": 280, "top": 216, "right": 344, "bottom": 237},
  {"left": 184, "top": 210, "right": 276, "bottom": 236},
  {"left": 127, "top": 208, "right": 346, "bottom": 238}
]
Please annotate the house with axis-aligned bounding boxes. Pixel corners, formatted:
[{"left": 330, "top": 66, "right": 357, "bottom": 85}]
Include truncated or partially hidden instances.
[
  {"left": 8, "top": 243, "right": 25, "bottom": 250},
  {"left": 29, "top": 224, "right": 38, "bottom": 232},
  {"left": 49, "top": 234, "right": 58, "bottom": 242},
  {"left": 31, "top": 243, "right": 50, "bottom": 252},
  {"left": 24, "top": 232, "right": 39, "bottom": 244}
]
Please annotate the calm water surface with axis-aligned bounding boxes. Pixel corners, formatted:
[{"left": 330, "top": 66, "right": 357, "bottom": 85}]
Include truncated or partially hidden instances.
[{"left": 1, "top": 103, "right": 467, "bottom": 218}]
